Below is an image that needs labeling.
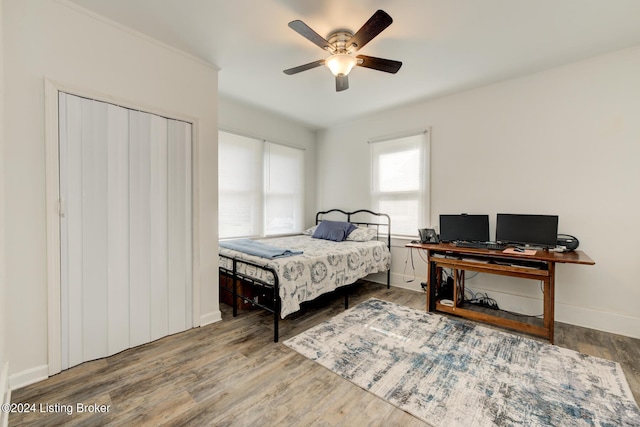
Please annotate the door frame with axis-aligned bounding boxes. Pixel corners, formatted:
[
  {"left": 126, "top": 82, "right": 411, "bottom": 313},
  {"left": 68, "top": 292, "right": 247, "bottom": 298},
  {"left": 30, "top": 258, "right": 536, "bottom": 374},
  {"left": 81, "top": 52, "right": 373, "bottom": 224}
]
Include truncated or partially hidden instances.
[{"left": 44, "top": 78, "right": 201, "bottom": 375}]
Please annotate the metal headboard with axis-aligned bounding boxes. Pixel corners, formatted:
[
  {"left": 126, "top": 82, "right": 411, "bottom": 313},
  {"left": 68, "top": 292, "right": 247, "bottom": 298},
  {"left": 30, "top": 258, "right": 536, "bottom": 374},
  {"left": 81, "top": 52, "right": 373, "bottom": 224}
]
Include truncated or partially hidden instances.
[{"left": 315, "top": 209, "right": 391, "bottom": 252}]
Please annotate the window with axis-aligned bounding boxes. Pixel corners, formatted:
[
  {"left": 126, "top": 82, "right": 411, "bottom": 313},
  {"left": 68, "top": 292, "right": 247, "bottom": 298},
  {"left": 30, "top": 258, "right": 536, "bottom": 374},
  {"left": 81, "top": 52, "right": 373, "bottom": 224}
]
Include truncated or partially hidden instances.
[
  {"left": 218, "top": 131, "right": 304, "bottom": 239},
  {"left": 218, "top": 132, "right": 263, "bottom": 238},
  {"left": 370, "top": 130, "right": 430, "bottom": 236},
  {"left": 264, "top": 142, "right": 304, "bottom": 235}
]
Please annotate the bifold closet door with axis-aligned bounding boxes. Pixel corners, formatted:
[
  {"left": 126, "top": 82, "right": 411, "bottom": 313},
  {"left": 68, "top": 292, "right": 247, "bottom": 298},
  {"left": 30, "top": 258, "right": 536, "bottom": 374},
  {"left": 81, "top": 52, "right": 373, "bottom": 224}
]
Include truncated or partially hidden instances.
[{"left": 59, "top": 93, "right": 192, "bottom": 370}]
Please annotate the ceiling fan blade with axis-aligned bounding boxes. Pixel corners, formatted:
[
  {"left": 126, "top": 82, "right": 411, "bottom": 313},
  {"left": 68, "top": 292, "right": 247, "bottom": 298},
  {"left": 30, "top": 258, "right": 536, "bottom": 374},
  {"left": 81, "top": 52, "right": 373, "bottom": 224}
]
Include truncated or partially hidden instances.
[
  {"left": 336, "top": 74, "right": 349, "bottom": 92},
  {"left": 347, "top": 10, "right": 393, "bottom": 52},
  {"left": 283, "top": 59, "right": 325, "bottom": 75},
  {"left": 356, "top": 55, "right": 402, "bottom": 74},
  {"left": 288, "top": 20, "right": 335, "bottom": 52}
]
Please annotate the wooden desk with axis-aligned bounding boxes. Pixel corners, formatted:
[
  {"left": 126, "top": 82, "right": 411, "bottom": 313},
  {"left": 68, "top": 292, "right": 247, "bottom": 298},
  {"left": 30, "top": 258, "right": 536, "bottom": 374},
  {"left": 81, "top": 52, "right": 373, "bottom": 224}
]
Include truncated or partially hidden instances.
[{"left": 406, "top": 242, "right": 595, "bottom": 343}]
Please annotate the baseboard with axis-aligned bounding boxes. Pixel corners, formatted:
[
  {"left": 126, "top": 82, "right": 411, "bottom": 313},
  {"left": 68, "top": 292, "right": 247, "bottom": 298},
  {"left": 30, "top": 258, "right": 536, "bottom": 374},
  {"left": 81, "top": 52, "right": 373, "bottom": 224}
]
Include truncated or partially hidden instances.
[
  {"left": 390, "top": 278, "right": 424, "bottom": 293},
  {"left": 367, "top": 271, "right": 424, "bottom": 293},
  {"left": 1, "top": 362, "right": 10, "bottom": 427},
  {"left": 454, "top": 286, "right": 640, "bottom": 340},
  {"left": 9, "top": 364, "right": 48, "bottom": 391},
  {"left": 1, "top": 390, "right": 9, "bottom": 427},
  {"left": 555, "top": 303, "right": 640, "bottom": 340},
  {"left": 372, "top": 273, "right": 640, "bottom": 339},
  {"left": 8, "top": 313, "right": 222, "bottom": 392},
  {"left": 200, "top": 310, "right": 222, "bottom": 327}
]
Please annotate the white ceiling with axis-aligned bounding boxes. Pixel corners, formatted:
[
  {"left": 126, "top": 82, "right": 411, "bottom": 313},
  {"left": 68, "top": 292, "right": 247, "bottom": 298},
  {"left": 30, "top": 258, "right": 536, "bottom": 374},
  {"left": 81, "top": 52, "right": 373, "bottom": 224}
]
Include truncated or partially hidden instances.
[{"left": 69, "top": 0, "right": 640, "bottom": 129}]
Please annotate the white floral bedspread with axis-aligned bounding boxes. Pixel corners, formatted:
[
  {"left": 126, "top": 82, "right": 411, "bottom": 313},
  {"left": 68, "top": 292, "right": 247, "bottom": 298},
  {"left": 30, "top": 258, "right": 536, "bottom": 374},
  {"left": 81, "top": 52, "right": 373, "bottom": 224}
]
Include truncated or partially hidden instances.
[{"left": 219, "top": 235, "right": 391, "bottom": 318}]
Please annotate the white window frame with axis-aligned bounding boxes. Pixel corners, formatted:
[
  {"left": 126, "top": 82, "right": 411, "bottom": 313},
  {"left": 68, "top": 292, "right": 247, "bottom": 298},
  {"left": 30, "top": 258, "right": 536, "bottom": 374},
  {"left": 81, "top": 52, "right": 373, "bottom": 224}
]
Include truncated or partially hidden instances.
[
  {"left": 218, "top": 130, "right": 304, "bottom": 239},
  {"left": 263, "top": 141, "right": 305, "bottom": 236},
  {"left": 218, "top": 131, "right": 264, "bottom": 239},
  {"left": 370, "top": 128, "right": 430, "bottom": 238}
]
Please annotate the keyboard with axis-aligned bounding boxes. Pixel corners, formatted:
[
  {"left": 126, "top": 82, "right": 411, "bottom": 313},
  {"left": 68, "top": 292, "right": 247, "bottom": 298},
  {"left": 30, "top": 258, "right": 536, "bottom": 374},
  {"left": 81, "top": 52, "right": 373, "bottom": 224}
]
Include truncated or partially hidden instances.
[{"left": 454, "top": 241, "right": 507, "bottom": 250}]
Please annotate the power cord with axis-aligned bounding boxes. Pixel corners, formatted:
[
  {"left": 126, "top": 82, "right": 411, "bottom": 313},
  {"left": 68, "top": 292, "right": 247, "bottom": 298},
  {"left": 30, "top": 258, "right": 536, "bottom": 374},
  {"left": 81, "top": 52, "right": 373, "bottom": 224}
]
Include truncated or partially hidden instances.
[
  {"left": 464, "top": 288, "right": 499, "bottom": 309},
  {"left": 402, "top": 246, "right": 416, "bottom": 283},
  {"left": 428, "top": 262, "right": 545, "bottom": 318},
  {"left": 464, "top": 287, "right": 543, "bottom": 318}
]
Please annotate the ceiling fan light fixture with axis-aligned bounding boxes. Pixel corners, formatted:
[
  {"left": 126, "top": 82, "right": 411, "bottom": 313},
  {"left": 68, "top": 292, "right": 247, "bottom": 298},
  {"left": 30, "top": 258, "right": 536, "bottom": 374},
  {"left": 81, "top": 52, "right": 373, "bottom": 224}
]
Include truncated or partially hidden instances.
[
  {"left": 325, "top": 53, "right": 357, "bottom": 76},
  {"left": 284, "top": 10, "right": 400, "bottom": 91}
]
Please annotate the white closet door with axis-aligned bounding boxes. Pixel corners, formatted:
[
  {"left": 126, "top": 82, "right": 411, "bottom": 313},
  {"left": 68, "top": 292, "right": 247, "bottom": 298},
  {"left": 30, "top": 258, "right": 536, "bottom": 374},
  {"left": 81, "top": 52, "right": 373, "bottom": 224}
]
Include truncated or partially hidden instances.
[
  {"left": 167, "top": 120, "right": 193, "bottom": 334},
  {"left": 80, "top": 96, "right": 110, "bottom": 363},
  {"left": 149, "top": 113, "right": 169, "bottom": 342},
  {"left": 59, "top": 93, "right": 83, "bottom": 369},
  {"left": 129, "top": 110, "right": 154, "bottom": 347},
  {"left": 107, "top": 104, "right": 130, "bottom": 356},
  {"left": 59, "top": 93, "right": 192, "bottom": 370}
]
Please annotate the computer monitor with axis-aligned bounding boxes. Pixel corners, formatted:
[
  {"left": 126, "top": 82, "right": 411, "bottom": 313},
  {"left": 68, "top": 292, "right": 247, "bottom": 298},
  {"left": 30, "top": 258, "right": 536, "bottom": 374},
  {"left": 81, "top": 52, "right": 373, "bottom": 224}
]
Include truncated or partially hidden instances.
[
  {"left": 439, "top": 214, "right": 490, "bottom": 242},
  {"left": 496, "top": 214, "right": 559, "bottom": 248}
]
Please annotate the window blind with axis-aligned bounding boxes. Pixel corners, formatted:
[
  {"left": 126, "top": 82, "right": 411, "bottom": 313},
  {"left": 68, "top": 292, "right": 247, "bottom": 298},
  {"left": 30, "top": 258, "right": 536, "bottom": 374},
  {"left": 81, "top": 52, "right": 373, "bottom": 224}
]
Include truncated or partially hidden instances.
[
  {"left": 265, "top": 142, "right": 304, "bottom": 235},
  {"left": 218, "top": 131, "right": 304, "bottom": 238},
  {"left": 370, "top": 131, "right": 430, "bottom": 236}
]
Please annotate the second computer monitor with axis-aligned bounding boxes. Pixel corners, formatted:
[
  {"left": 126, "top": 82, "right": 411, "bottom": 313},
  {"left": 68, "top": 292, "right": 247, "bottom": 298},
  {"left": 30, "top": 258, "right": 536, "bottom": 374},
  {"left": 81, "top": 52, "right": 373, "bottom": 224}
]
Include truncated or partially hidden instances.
[
  {"left": 439, "top": 214, "right": 489, "bottom": 242},
  {"left": 496, "top": 213, "right": 558, "bottom": 248}
]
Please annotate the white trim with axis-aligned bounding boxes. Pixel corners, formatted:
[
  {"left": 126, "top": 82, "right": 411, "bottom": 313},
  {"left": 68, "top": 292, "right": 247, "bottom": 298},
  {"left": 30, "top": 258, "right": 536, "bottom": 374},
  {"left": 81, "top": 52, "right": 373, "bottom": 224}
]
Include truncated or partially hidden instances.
[
  {"left": 200, "top": 310, "right": 223, "bottom": 327},
  {"left": 556, "top": 302, "right": 640, "bottom": 340},
  {"left": 510, "top": 291, "right": 640, "bottom": 339},
  {"left": 367, "top": 271, "right": 425, "bottom": 293},
  {"left": 370, "top": 277, "right": 640, "bottom": 339},
  {"left": 219, "top": 131, "right": 305, "bottom": 239},
  {"left": 45, "top": 78, "right": 198, "bottom": 126},
  {"left": 44, "top": 79, "right": 62, "bottom": 375},
  {"left": 190, "top": 121, "right": 202, "bottom": 328},
  {"left": 0, "top": 362, "right": 8, "bottom": 427},
  {"left": 9, "top": 365, "right": 48, "bottom": 391},
  {"left": 0, "top": 390, "right": 9, "bottom": 427},
  {"left": 44, "top": 78, "right": 202, "bottom": 376},
  {"left": 370, "top": 128, "right": 431, "bottom": 235},
  {"left": 447, "top": 284, "right": 640, "bottom": 340}
]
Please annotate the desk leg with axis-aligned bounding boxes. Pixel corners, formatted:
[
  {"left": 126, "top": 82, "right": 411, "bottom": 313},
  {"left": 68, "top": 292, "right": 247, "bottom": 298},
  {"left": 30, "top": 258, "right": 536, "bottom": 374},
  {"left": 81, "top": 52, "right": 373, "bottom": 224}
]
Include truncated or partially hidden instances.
[
  {"left": 427, "top": 259, "right": 437, "bottom": 312},
  {"left": 546, "top": 262, "right": 556, "bottom": 344},
  {"left": 454, "top": 269, "right": 465, "bottom": 306}
]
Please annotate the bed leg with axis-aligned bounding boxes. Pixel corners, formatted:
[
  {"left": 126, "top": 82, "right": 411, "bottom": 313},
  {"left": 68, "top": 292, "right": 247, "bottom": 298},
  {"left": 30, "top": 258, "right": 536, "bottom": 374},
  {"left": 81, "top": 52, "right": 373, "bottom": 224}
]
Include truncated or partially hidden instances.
[
  {"left": 232, "top": 277, "right": 238, "bottom": 317},
  {"left": 387, "top": 269, "right": 391, "bottom": 289},
  {"left": 273, "top": 283, "right": 280, "bottom": 343},
  {"left": 232, "top": 260, "right": 238, "bottom": 317},
  {"left": 274, "top": 312, "right": 279, "bottom": 343}
]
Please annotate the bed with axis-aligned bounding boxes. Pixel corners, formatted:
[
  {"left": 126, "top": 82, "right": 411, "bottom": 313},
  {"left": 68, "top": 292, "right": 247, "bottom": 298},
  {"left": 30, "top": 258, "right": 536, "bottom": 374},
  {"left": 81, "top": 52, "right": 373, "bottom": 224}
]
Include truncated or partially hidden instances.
[{"left": 218, "top": 209, "right": 391, "bottom": 342}]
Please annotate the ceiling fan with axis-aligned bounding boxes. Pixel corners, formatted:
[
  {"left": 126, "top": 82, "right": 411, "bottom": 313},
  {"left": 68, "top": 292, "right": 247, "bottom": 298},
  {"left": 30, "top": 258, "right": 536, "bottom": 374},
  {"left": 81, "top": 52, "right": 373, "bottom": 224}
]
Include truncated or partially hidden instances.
[{"left": 283, "top": 9, "right": 402, "bottom": 92}]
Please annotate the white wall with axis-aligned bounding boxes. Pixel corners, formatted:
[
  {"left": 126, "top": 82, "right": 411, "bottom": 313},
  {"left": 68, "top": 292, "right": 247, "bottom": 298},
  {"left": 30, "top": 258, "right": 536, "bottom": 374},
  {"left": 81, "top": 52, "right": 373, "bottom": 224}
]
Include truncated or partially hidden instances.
[
  {"left": 0, "top": 0, "right": 7, "bottom": 378},
  {"left": 218, "top": 95, "right": 317, "bottom": 227},
  {"left": 4, "top": 0, "right": 219, "bottom": 388},
  {"left": 317, "top": 46, "right": 640, "bottom": 338}
]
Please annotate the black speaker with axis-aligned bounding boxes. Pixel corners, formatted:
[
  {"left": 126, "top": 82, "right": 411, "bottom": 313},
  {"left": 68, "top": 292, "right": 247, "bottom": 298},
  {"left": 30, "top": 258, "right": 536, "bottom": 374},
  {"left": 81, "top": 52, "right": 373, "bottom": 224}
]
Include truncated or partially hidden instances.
[{"left": 557, "top": 234, "right": 579, "bottom": 251}]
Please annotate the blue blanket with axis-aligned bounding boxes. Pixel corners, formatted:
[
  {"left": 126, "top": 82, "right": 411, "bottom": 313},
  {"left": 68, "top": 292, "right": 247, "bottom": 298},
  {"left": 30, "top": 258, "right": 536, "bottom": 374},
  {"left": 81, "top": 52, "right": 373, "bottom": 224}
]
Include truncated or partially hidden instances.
[{"left": 219, "top": 239, "right": 303, "bottom": 259}]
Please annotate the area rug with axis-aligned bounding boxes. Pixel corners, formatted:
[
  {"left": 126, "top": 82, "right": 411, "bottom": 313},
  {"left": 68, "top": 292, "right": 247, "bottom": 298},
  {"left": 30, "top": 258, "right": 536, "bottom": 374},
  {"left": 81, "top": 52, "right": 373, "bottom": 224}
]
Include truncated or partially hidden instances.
[{"left": 284, "top": 298, "right": 640, "bottom": 426}]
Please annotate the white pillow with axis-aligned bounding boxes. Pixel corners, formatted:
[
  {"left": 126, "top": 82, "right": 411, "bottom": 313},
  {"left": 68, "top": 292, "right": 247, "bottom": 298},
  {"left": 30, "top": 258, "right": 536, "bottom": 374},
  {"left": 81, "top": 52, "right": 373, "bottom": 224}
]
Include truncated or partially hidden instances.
[
  {"left": 346, "top": 226, "right": 377, "bottom": 242},
  {"left": 303, "top": 225, "right": 317, "bottom": 236}
]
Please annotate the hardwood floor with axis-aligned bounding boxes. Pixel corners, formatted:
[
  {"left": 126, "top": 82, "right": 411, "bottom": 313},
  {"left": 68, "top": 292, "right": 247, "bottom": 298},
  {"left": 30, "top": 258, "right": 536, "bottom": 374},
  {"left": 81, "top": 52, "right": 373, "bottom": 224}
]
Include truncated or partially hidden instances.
[{"left": 9, "top": 282, "right": 640, "bottom": 426}]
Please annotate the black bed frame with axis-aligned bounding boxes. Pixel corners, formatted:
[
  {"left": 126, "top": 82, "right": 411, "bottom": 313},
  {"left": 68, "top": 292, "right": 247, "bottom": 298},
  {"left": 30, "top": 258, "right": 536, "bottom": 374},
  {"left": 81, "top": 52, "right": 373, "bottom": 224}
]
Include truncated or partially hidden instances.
[{"left": 218, "top": 209, "right": 391, "bottom": 342}]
